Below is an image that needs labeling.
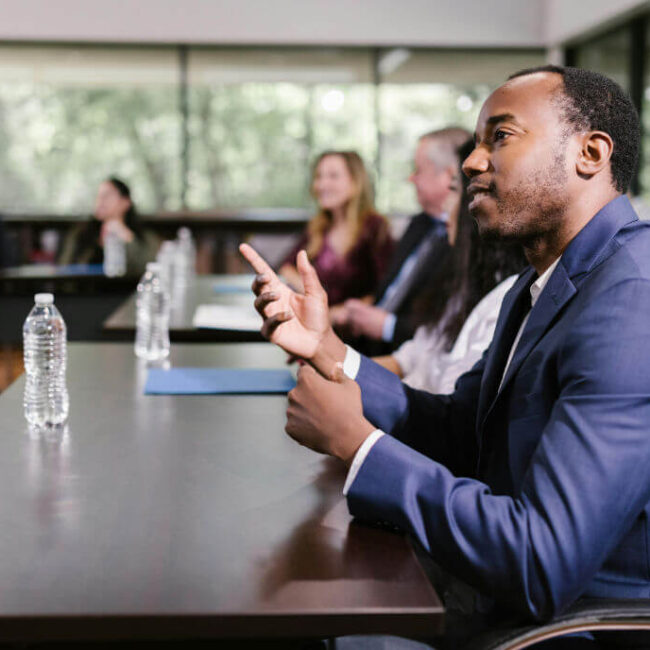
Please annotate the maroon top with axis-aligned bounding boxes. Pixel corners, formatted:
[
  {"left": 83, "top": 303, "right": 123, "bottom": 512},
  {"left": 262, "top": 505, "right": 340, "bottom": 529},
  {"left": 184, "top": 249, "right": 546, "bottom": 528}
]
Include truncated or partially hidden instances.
[{"left": 281, "top": 213, "right": 394, "bottom": 306}]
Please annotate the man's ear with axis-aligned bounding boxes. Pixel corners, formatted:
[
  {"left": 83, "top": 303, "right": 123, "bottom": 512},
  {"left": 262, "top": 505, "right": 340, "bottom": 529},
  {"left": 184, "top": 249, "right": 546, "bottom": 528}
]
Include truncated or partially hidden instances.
[{"left": 576, "top": 130, "right": 614, "bottom": 179}]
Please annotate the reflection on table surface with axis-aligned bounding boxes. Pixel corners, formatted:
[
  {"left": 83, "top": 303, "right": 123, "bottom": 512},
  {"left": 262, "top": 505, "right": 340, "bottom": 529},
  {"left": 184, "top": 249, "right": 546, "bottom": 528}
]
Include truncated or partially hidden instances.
[{"left": 0, "top": 342, "right": 443, "bottom": 643}]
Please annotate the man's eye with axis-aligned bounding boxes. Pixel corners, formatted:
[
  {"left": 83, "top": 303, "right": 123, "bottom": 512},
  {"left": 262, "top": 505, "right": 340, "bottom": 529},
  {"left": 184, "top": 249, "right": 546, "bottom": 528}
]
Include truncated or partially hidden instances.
[{"left": 494, "top": 129, "right": 509, "bottom": 142}]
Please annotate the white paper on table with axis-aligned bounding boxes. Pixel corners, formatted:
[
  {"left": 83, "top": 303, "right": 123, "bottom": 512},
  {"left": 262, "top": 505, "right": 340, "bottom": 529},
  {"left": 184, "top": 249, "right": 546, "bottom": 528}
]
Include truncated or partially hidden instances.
[{"left": 192, "top": 304, "right": 262, "bottom": 331}]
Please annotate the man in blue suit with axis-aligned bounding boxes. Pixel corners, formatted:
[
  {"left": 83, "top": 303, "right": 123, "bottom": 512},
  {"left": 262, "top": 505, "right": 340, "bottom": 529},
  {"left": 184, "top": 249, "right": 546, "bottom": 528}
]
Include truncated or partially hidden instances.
[{"left": 241, "top": 65, "right": 650, "bottom": 648}]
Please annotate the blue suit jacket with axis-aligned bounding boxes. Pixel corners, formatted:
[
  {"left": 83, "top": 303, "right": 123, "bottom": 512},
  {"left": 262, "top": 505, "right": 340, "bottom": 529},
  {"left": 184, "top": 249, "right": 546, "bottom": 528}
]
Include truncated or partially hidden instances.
[{"left": 348, "top": 196, "right": 650, "bottom": 621}]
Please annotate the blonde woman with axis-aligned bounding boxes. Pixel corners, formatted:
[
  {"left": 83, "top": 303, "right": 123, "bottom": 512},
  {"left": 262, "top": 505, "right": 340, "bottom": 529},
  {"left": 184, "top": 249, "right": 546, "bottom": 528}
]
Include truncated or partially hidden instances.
[{"left": 279, "top": 151, "right": 393, "bottom": 306}]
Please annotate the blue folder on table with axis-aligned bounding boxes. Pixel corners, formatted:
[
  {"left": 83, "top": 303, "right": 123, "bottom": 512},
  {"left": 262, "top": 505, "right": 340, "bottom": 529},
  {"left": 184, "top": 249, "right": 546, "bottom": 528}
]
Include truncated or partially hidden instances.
[
  {"left": 57, "top": 264, "right": 104, "bottom": 276},
  {"left": 145, "top": 367, "right": 296, "bottom": 395}
]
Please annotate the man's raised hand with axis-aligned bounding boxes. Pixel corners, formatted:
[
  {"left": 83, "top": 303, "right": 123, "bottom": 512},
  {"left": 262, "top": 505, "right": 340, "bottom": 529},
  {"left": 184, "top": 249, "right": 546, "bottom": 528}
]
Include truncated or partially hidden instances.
[{"left": 239, "top": 243, "right": 332, "bottom": 364}]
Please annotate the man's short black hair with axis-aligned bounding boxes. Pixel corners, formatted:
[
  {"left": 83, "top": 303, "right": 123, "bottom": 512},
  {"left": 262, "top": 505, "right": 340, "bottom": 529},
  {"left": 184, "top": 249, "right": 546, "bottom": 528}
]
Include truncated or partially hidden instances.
[{"left": 508, "top": 64, "right": 640, "bottom": 194}]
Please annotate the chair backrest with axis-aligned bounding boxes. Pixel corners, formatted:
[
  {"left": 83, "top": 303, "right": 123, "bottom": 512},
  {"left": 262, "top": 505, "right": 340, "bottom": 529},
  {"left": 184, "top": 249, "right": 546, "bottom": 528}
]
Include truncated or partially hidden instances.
[{"left": 464, "top": 599, "right": 650, "bottom": 650}]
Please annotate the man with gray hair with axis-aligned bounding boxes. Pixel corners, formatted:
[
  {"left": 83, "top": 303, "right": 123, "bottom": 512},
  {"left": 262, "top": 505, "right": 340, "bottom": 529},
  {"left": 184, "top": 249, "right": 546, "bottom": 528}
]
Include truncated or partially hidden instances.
[{"left": 335, "top": 127, "right": 470, "bottom": 353}]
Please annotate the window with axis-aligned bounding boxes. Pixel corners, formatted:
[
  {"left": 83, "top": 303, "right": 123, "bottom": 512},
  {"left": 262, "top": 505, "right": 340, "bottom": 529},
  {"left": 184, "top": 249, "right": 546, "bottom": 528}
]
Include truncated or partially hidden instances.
[
  {"left": 0, "top": 44, "right": 545, "bottom": 216},
  {"left": 187, "top": 48, "right": 375, "bottom": 209},
  {"left": 0, "top": 45, "right": 181, "bottom": 215},
  {"left": 377, "top": 49, "right": 545, "bottom": 214}
]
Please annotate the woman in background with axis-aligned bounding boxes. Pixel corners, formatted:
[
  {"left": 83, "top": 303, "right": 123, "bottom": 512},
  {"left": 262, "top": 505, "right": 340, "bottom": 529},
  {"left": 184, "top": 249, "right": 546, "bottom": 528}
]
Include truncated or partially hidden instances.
[
  {"left": 279, "top": 151, "right": 393, "bottom": 306},
  {"left": 374, "top": 140, "right": 528, "bottom": 392},
  {"left": 58, "top": 177, "right": 158, "bottom": 276}
]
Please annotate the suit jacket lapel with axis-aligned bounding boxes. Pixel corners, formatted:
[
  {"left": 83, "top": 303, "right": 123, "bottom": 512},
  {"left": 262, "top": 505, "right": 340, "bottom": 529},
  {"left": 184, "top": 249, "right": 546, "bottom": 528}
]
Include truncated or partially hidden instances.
[
  {"left": 496, "top": 263, "right": 576, "bottom": 398},
  {"left": 477, "top": 194, "right": 639, "bottom": 431},
  {"left": 375, "top": 213, "right": 445, "bottom": 301},
  {"left": 375, "top": 214, "right": 428, "bottom": 299}
]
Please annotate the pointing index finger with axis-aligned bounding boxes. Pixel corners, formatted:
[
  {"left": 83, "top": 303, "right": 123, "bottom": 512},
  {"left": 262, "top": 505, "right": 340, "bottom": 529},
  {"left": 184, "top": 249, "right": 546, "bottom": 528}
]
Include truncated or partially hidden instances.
[{"left": 239, "top": 243, "right": 276, "bottom": 278}]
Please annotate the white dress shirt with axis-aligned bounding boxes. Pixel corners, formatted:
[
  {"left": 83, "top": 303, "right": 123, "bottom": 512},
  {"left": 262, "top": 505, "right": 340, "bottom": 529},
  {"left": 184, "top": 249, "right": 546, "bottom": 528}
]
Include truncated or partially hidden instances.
[
  {"left": 342, "top": 258, "right": 561, "bottom": 496},
  {"left": 394, "top": 275, "right": 517, "bottom": 393}
]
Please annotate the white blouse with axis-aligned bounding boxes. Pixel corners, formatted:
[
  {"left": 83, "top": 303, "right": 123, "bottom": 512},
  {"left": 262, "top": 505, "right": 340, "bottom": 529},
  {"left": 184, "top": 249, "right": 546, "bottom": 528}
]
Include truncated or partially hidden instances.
[{"left": 393, "top": 275, "right": 518, "bottom": 393}]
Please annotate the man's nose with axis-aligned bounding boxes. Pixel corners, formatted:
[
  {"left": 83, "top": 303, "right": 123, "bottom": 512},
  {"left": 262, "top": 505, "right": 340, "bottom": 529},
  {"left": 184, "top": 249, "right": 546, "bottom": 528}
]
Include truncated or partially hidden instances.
[{"left": 461, "top": 146, "right": 489, "bottom": 178}]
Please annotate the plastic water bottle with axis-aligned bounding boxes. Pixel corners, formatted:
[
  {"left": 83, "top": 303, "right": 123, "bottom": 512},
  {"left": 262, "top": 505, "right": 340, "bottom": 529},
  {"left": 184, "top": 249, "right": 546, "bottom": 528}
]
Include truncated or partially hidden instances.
[
  {"left": 174, "top": 227, "right": 196, "bottom": 291},
  {"left": 135, "top": 263, "right": 170, "bottom": 361},
  {"left": 156, "top": 240, "right": 177, "bottom": 295},
  {"left": 103, "top": 231, "right": 127, "bottom": 277},
  {"left": 23, "top": 293, "right": 69, "bottom": 429}
]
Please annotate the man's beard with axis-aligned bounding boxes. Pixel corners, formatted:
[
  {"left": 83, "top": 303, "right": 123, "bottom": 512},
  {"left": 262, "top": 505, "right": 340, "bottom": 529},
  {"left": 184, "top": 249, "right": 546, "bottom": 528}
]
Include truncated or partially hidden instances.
[{"left": 474, "top": 149, "right": 569, "bottom": 248}]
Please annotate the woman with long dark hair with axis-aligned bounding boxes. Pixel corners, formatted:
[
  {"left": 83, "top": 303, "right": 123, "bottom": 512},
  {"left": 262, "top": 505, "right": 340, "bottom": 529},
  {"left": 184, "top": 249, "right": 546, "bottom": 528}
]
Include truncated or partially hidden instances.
[
  {"left": 374, "top": 140, "right": 527, "bottom": 391},
  {"left": 58, "top": 177, "right": 158, "bottom": 276},
  {"left": 279, "top": 151, "right": 393, "bottom": 306}
]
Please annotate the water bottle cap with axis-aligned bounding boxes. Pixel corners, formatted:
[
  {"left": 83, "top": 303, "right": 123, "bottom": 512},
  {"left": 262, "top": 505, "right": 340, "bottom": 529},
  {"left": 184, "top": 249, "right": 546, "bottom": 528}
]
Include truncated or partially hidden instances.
[
  {"left": 34, "top": 293, "right": 54, "bottom": 305},
  {"left": 146, "top": 262, "right": 162, "bottom": 272},
  {"left": 178, "top": 227, "right": 191, "bottom": 239}
]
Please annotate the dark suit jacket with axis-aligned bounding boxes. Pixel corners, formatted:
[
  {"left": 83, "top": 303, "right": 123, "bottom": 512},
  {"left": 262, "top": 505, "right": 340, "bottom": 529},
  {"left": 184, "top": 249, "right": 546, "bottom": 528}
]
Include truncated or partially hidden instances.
[
  {"left": 348, "top": 196, "right": 650, "bottom": 622},
  {"left": 372, "top": 212, "right": 449, "bottom": 348},
  {"left": 0, "top": 217, "right": 7, "bottom": 268}
]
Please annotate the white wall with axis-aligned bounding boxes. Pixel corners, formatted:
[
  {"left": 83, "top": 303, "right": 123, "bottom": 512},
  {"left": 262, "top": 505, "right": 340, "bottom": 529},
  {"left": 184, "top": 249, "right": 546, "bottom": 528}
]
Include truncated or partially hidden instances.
[
  {"left": 4, "top": 1, "right": 650, "bottom": 51},
  {"left": 545, "top": 0, "right": 650, "bottom": 45},
  {"left": 0, "top": 0, "right": 545, "bottom": 47}
]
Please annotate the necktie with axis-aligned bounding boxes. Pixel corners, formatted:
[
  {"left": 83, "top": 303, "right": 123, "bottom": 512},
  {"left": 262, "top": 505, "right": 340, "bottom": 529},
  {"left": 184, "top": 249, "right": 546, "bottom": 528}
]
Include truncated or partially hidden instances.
[
  {"left": 380, "top": 228, "right": 443, "bottom": 313},
  {"left": 494, "top": 277, "right": 534, "bottom": 394}
]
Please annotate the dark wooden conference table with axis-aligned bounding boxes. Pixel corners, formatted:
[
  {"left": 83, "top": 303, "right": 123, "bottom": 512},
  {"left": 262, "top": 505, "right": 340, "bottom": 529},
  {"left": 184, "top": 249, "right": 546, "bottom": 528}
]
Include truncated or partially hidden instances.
[
  {"left": 103, "top": 274, "right": 264, "bottom": 343},
  {"left": 0, "top": 342, "right": 443, "bottom": 646}
]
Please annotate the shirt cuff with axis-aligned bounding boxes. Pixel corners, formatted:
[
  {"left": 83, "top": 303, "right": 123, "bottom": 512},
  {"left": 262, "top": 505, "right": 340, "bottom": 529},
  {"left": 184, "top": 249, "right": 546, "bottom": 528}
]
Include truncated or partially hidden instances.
[
  {"left": 342, "top": 429, "right": 385, "bottom": 495},
  {"left": 381, "top": 312, "right": 397, "bottom": 342},
  {"left": 343, "top": 345, "right": 361, "bottom": 380}
]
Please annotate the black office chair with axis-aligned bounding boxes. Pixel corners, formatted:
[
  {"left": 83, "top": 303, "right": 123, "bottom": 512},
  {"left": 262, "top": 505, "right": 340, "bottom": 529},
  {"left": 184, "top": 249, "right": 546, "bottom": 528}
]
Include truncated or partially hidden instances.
[{"left": 463, "top": 599, "right": 650, "bottom": 649}]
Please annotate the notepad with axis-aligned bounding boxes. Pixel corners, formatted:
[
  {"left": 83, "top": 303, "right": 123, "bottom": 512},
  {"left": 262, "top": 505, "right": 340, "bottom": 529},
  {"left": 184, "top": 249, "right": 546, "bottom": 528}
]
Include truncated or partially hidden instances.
[
  {"left": 145, "top": 367, "right": 295, "bottom": 395},
  {"left": 192, "top": 304, "right": 262, "bottom": 331}
]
